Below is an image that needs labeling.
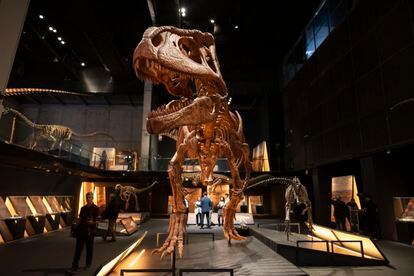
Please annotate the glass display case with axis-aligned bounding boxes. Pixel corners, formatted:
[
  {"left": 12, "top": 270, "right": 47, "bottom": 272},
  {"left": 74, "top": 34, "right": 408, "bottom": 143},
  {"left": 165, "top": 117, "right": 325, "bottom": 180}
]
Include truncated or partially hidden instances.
[{"left": 393, "top": 197, "right": 414, "bottom": 222}]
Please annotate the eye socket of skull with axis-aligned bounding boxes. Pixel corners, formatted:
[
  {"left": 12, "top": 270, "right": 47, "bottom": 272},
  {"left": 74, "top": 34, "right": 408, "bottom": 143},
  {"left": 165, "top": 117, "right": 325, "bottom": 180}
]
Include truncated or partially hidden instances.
[
  {"left": 178, "top": 37, "right": 201, "bottom": 63},
  {"left": 151, "top": 33, "right": 162, "bottom": 47}
]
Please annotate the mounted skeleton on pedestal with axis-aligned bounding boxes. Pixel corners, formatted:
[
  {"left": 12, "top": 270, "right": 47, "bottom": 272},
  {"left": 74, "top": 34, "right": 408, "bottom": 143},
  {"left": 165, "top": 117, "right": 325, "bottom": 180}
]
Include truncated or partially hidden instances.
[{"left": 115, "top": 181, "right": 157, "bottom": 211}]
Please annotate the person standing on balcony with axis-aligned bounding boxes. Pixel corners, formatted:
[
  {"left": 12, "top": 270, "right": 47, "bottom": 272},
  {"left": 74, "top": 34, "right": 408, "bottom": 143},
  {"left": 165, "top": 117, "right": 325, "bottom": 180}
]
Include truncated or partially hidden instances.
[{"left": 98, "top": 150, "right": 107, "bottom": 170}]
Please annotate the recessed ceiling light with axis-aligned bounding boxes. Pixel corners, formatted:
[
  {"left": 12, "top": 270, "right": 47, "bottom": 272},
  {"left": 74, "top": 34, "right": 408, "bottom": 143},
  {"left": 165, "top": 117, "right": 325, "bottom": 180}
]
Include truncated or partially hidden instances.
[
  {"left": 39, "top": 14, "right": 44, "bottom": 19},
  {"left": 48, "top": 26, "right": 53, "bottom": 31},
  {"left": 234, "top": 25, "right": 239, "bottom": 29},
  {"left": 210, "top": 19, "right": 215, "bottom": 24},
  {"left": 180, "top": 8, "right": 186, "bottom": 13},
  {"left": 182, "top": 12, "right": 186, "bottom": 17},
  {"left": 57, "top": 37, "right": 62, "bottom": 41},
  {"left": 81, "top": 62, "right": 86, "bottom": 67},
  {"left": 53, "top": 29, "right": 57, "bottom": 33},
  {"left": 61, "top": 40, "right": 65, "bottom": 45}
]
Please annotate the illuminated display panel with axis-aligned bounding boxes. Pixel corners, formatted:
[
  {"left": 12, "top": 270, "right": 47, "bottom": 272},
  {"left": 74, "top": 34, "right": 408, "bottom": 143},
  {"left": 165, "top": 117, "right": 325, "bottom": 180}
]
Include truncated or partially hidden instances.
[
  {"left": 8, "top": 196, "right": 32, "bottom": 217},
  {"left": 29, "top": 196, "right": 48, "bottom": 215},
  {"left": 394, "top": 197, "right": 414, "bottom": 222},
  {"left": 331, "top": 175, "right": 361, "bottom": 225},
  {"left": 310, "top": 223, "right": 385, "bottom": 260},
  {"left": 96, "top": 231, "right": 147, "bottom": 276},
  {"left": 0, "top": 197, "right": 12, "bottom": 219},
  {"left": 45, "top": 196, "right": 64, "bottom": 213}
]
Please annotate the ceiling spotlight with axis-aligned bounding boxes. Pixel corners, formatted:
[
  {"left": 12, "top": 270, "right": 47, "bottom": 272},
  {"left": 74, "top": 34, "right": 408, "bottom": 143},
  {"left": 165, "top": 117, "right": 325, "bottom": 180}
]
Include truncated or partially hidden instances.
[
  {"left": 182, "top": 12, "right": 186, "bottom": 17},
  {"left": 179, "top": 8, "right": 186, "bottom": 13},
  {"left": 210, "top": 19, "right": 215, "bottom": 24},
  {"left": 60, "top": 40, "right": 65, "bottom": 45},
  {"left": 80, "top": 62, "right": 86, "bottom": 67},
  {"left": 234, "top": 25, "right": 239, "bottom": 29},
  {"left": 48, "top": 26, "right": 53, "bottom": 31},
  {"left": 39, "top": 14, "right": 44, "bottom": 19},
  {"left": 53, "top": 28, "right": 57, "bottom": 33},
  {"left": 57, "top": 37, "right": 62, "bottom": 41}
]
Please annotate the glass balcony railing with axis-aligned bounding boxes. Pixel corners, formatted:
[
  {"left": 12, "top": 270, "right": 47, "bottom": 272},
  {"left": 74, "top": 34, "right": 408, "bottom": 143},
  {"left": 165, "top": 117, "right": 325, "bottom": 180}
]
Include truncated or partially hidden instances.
[{"left": 0, "top": 113, "right": 280, "bottom": 172}]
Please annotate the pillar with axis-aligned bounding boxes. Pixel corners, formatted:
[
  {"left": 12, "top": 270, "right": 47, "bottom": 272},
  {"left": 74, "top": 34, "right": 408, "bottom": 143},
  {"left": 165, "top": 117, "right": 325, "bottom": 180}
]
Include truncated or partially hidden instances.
[
  {"left": 0, "top": 0, "right": 30, "bottom": 119},
  {"left": 139, "top": 81, "right": 152, "bottom": 170}
]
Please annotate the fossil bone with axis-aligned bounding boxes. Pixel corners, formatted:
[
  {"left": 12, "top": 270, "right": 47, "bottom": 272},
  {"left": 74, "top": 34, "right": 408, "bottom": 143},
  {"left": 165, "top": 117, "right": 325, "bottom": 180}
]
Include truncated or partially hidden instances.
[{"left": 133, "top": 26, "right": 252, "bottom": 258}]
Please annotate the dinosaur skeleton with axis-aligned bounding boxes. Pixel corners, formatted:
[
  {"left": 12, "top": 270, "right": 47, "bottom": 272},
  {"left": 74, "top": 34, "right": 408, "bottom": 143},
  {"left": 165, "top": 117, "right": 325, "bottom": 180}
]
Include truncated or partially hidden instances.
[
  {"left": 3, "top": 107, "right": 113, "bottom": 150},
  {"left": 115, "top": 181, "right": 157, "bottom": 211},
  {"left": 245, "top": 175, "right": 313, "bottom": 239},
  {"left": 133, "top": 26, "right": 252, "bottom": 258},
  {"left": 3, "top": 88, "right": 88, "bottom": 97}
]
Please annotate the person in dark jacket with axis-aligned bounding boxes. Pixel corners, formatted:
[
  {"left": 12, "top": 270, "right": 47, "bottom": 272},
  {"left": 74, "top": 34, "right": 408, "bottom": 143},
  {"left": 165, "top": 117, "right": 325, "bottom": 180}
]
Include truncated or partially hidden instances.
[
  {"left": 102, "top": 193, "right": 121, "bottom": 241},
  {"left": 331, "top": 196, "right": 348, "bottom": 231},
  {"left": 68, "top": 192, "right": 100, "bottom": 273},
  {"left": 200, "top": 192, "right": 212, "bottom": 229}
]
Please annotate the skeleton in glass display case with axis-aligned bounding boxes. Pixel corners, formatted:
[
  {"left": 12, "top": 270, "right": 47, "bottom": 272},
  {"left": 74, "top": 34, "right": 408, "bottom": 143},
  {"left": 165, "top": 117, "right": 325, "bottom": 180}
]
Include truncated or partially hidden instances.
[{"left": 115, "top": 181, "right": 157, "bottom": 211}]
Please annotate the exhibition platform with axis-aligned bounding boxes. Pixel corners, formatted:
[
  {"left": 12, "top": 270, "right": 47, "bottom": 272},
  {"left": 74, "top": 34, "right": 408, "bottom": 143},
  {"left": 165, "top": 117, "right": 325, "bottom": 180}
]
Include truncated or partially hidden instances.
[{"left": 1, "top": 218, "right": 414, "bottom": 275}]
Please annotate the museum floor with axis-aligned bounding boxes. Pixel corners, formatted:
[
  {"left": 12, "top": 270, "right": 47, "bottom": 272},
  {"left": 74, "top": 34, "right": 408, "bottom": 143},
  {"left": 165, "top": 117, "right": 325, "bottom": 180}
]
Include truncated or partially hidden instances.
[{"left": 0, "top": 218, "right": 413, "bottom": 275}]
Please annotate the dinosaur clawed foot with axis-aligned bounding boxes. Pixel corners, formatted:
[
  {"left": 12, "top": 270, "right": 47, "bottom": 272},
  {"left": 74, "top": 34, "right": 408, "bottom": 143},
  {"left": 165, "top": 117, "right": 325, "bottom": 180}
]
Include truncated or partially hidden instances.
[
  {"left": 223, "top": 208, "right": 246, "bottom": 242},
  {"left": 152, "top": 213, "right": 186, "bottom": 259}
]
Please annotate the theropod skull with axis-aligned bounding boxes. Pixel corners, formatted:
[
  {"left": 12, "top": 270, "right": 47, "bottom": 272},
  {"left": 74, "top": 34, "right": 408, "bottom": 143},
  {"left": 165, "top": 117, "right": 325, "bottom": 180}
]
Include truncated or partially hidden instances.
[{"left": 133, "top": 26, "right": 227, "bottom": 134}]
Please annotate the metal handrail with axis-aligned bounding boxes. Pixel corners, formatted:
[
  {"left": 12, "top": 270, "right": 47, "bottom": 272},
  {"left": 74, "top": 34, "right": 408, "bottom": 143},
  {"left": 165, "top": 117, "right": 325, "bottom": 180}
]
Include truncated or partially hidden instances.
[
  {"left": 257, "top": 222, "right": 301, "bottom": 234},
  {"left": 296, "top": 239, "right": 365, "bottom": 258},
  {"left": 185, "top": 232, "right": 215, "bottom": 244},
  {"left": 179, "top": 268, "right": 234, "bottom": 276},
  {"left": 296, "top": 240, "right": 330, "bottom": 252},
  {"left": 120, "top": 269, "right": 174, "bottom": 275},
  {"left": 331, "top": 240, "right": 364, "bottom": 258}
]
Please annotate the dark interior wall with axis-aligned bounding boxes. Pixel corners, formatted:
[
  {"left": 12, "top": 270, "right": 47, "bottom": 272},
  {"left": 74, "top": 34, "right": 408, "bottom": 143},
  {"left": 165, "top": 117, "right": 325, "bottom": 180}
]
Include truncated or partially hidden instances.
[
  {"left": 283, "top": 0, "right": 414, "bottom": 170},
  {"left": 0, "top": 165, "right": 82, "bottom": 211},
  {"left": 361, "top": 147, "right": 414, "bottom": 240},
  {"left": 1, "top": 104, "right": 143, "bottom": 154}
]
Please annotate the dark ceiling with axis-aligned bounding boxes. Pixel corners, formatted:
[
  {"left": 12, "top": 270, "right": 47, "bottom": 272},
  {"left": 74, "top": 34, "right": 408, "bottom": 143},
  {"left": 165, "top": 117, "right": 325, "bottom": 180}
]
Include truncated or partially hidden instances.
[{"left": 7, "top": 0, "right": 320, "bottom": 107}]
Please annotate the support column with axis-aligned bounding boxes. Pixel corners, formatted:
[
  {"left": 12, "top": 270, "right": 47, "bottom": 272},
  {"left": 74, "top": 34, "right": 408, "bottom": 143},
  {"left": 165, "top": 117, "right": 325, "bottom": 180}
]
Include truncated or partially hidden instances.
[
  {"left": 139, "top": 82, "right": 152, "bottom": 171},
  {"left": 0, "top": 0, "right": 30, "bottom": 119}
]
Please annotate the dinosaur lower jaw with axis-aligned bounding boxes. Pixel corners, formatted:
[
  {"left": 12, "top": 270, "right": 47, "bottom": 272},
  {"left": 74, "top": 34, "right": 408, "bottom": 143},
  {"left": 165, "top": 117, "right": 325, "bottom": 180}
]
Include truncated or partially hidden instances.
[{"left": 147, "top": 96, "right": 216, "bottom": 134}]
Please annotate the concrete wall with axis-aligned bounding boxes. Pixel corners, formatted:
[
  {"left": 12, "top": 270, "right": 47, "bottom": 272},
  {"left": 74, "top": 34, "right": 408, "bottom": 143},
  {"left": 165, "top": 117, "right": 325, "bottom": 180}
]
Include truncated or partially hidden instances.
[{"left": 11, "top": 104, "right": 142, "bottom": 155}]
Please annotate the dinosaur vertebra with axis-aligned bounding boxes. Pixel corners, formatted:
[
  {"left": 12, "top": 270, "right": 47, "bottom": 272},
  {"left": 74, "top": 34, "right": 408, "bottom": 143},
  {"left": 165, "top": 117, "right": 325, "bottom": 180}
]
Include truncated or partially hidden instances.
[
  {"left": 3, "top": 107, "right": 113, "bottom": 150},
  {"left": 3, "top": 88, "right": 88, "bottom": 97},
  {"left": 134, "top": 26, "right": 251, "bottom": 258},
  {"left": 115, "top": 181, "right": 157, "bottom": 211}
]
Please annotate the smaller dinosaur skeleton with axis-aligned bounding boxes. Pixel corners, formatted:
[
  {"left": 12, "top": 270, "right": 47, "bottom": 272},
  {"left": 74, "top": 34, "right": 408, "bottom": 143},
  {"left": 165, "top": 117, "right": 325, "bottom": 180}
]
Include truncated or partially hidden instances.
[
  {"left": 3, "top": 88, "right": 88, "bottom": 97},
  {"left": 3, "top": 107, "right": 113, "bottom": 150},
  {"left": 115, "top": 181, "right": 157, "bottom": 211},
  {"left": 245, "top": 175, "right": 313, "bottom": 239}
]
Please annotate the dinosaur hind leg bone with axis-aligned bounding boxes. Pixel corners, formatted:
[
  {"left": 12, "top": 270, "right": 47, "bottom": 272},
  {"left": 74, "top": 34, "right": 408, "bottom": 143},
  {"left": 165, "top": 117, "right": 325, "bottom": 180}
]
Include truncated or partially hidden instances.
[
  {"left": 222, "top": 142, "right": 246, "bottom": 242},
  {"left": 152, "top": 144, "right": 188, "bottom": 259}
]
